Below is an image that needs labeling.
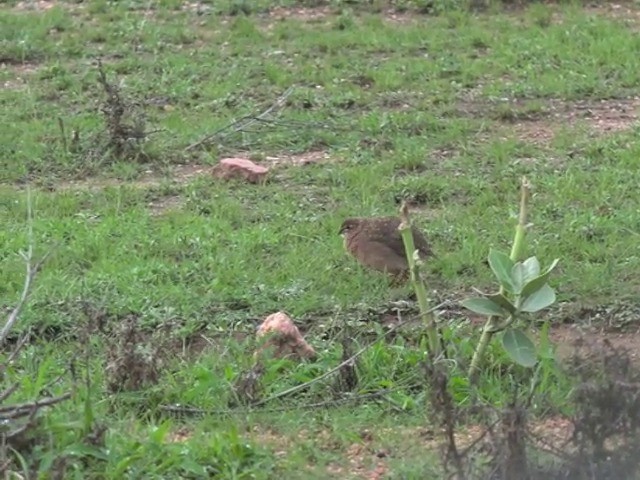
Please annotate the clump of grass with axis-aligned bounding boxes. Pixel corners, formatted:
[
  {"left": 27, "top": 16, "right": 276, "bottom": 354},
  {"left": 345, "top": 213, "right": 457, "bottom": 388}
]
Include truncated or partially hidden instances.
[
  {"left": 492, "top": 100, "right": 548, "bottom": 122},
  {"left": 95, "top": 60, "right": 149, "bottom": 161},
  {"left": 104, "top": 313, "right": 170, "bottom": 393}
]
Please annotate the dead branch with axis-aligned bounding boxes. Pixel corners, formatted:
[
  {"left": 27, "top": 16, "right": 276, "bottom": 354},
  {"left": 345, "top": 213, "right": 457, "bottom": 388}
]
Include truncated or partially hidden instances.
[
  {"left": 0, "top": 393, "right": 72, "bottom": 418},
  {"left": 160, "top": 387, "right": 404, "bottom": 416},
  {"left": 0, "top": 191, "right": 73, "bottom": 471},
  {"left": 95, "top": 58, "right": 148, "bottom": 158},
  {"left": 0, "top": 384, "right": 19, "bottom": 404},
  {"left": 185, "top": 86, "right": 295, "bottom": 152},
  {"left": 0, "top": 190, "right": 49, "bottom": 346},
  {"left": 0, "top": 333, "right": 31, "bottom": 379}
]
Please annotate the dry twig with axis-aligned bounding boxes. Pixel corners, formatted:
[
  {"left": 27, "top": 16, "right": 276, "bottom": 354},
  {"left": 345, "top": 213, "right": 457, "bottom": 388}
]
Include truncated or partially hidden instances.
[
  {"left": 185, "top": 87, "right": 295, "bottom": 152},
  {"left": 0, "top": 190, "right": 72, "bottom": 471},
  {"left": 0, "top": 190, "right": 49, "bottom": 346}
]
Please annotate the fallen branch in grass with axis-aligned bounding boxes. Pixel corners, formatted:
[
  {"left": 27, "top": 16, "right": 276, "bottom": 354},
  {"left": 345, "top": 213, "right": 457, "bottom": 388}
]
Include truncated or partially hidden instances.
[
  {"left": 0, "top": 192, "right": 50, "bottom": 346},
  {"left": 184, "top": 86, "right": 295, "bottom": 152},
  {"left": 0, "top": 190, "right": 73, "bottom": 468},
  {"left": 160, "top": 387, "right": 405, "bottom": 416},
  {"left": 0, "top": 394, "right": 73, "bottom": 419}
]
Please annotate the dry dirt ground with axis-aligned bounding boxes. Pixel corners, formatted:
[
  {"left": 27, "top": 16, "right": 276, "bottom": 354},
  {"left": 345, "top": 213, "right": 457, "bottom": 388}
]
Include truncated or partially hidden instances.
[{"left": 505, "top": 97, "right": 640, "bottom": 146}]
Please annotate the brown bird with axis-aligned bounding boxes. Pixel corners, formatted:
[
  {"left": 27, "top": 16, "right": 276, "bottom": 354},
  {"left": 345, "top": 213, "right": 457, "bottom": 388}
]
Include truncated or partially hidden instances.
[{"left": 339, "top": 216, "right": 432, "bottom": 278}]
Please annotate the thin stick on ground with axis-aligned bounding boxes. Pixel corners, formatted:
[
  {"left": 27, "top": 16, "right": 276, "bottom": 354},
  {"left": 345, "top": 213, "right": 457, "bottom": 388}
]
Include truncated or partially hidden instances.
[
  {"left": 0, "top": 189, "right": 50, "bottom": 346},
  {"left": 0, "top": 394, "right": 73, "bottom": 418},
  {"left": 0, "top": 190, "right": 71, "bottom": 451},
  {"left": 161, "top": 388, "right": 402, "bottom": 416},
  {"left": 184, "top": 86, "right": 295, "bottom": 152}
]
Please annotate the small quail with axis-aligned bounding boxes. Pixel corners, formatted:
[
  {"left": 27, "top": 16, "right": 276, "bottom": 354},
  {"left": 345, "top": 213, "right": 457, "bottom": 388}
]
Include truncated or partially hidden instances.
[{"left": 339, "top": 216, "right": 432, "bottom": 278}]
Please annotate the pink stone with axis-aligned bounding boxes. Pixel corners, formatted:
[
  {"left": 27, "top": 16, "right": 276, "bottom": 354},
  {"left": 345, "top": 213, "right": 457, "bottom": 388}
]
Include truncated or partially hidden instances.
[
  {"left": 256, "top": 312, "right": 316, "bottom": 360},
  {"left": 212, "top": 158, "right": 269, "bottom": 184}
]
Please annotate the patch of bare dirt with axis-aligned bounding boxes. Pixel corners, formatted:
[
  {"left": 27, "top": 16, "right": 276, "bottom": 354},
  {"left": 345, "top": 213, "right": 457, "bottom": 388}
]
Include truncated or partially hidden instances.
[
  {"left": 2, "top": 62, "right": 40, "bottom": 90},
  {"left": 53, "top": 163, "right": 210, "bottom": 192},
  {"left": 462, "top": 96, "right": 640, "bottom": 147},
  {"left": 29, "top": 148, "right": 332, "bottom": 211},
  {"left": 38, "top": 163, "right": 211, "bottom": 215},
  {"left": 511, "top": 121, "right": 559, "bottom": 146},
  {"left": 13, "top": 0, "right": 58, "bottom": 11},
  {"left": 264, "top": 5, "right": 417, "bottom": 26},
  {"left": 166, "top": 426, "right": 192, "bottom": 443},
  {"left": 12, "top": 0, "right": 84, "bottom": 12},
  {"left": 268, "top": 6, "right": 334, "bottom": 22},
  {"left": 550, "top": 323, "right": 640, "bottom": 365},
  {"left": 547, "top": 97, "right": 637, "bottom": 133},
  {"left": 383, "top": 11, "right": 423, "bottom": 25},
  {"left": 326, "top": 441, "right": 388, "bottom": 480},
  {"left": 251, "top": 418, "right": 573, "bottom": 478},
  {"left": 148, "top": 195, "right": 182, "bottom": 216},
  {"left": 394, "top": 417, "right": 573, "bottom": 452},
  {"left": 264, "top": 150, "right": 332, "bottom": 167},
  {"left": 585, "top": 3, "right": 640, "bottom": 31},
  {"left": 252, "top": 426, "right": 389, "bottom": 480}
]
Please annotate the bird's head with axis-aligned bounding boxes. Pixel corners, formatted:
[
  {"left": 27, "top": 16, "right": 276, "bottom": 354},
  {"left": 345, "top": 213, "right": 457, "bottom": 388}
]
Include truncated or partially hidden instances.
[{"left": 338, "top": 218, "right": 361, "bottom": 236}]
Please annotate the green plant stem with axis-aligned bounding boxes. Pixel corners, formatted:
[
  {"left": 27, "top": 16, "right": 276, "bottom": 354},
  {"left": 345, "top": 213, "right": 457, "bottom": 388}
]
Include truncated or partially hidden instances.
[
  {"left": 469, "top": 177, "right": 531, "bottom": 383},
  {"left": 398, "top": 202, "right": 440, "bottom": 359},
  {"left": 509, "top": 177, "right": 530, "bottom": 262}
]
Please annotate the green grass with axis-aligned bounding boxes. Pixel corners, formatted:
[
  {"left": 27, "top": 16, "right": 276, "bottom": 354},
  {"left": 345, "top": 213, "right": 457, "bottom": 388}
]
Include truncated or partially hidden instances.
[{"left": 2, "top": 0, "right": 640, "bottom": 477}]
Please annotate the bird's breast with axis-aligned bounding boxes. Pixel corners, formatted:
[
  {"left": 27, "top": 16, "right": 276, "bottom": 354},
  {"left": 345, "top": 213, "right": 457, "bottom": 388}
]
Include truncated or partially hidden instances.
[{"left": 344, "top": 233, "right": 361, "bottom": 255}]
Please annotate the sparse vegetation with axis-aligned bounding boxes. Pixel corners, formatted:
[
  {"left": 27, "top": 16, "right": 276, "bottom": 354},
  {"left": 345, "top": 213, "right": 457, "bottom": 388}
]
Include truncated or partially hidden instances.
[{"left": 2, "top": 0, "right": 640, "bottom": 478}]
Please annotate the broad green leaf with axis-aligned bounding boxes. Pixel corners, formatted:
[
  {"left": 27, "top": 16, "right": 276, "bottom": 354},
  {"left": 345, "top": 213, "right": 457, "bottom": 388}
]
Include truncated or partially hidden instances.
[
  {"left": 461, "top": 297, "right": 508, "bottom": 317},
  {"left": 488, "top": 249, "right": 516, "bottom": 293},
  {"left": 520, "top": 258, "right": 560, "bottom": 298},
  {"left": 486, "top": 292, "right": 517, "bottom": 314},
  {"left": 522, "top": 256, "right": 540, "bottom": 281},
  {"left": 501, "top": 328, "right": 537, "bottom": 367},
  {"left": 520, "top": 284, "right": 556, "bottom": 312},
  {"left": 510, "top": 263, "right": 526, "bottom": 294}
]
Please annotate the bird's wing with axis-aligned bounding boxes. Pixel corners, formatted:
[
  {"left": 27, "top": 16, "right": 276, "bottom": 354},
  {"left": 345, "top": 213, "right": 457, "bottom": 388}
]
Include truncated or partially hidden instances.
[
  {"left": 351, "top": 238, "right": 409, "bottom": 275},
  {"left": 411, "top": 227, "right": 433, "bottom": 257},
  {"left": 369, "top": 227, "right": 431, "bottom": 259}
]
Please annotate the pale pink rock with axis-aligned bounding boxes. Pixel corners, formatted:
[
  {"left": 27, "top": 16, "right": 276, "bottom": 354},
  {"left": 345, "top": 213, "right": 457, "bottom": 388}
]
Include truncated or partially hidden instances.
[
  {"left": 212, "top": 158, "right": 269, "bottom": 184},
  {"left": 256, "top": 312, "right": 316, "bottom": 360}
]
